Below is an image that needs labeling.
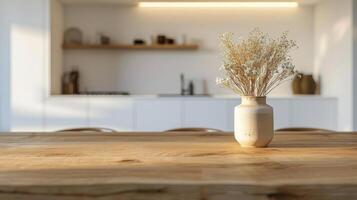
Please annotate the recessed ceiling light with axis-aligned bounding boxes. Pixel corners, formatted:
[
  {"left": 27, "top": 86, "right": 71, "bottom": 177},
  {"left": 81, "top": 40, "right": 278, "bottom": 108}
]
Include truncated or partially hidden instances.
[{"left": 138, "top": 2, "right": 299, "bottom": 8}]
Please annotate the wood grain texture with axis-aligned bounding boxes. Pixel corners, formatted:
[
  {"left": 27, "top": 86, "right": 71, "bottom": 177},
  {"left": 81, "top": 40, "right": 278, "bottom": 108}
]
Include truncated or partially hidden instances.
[{"left": 0, "top": 132, "right": 356, "bottom": 200}]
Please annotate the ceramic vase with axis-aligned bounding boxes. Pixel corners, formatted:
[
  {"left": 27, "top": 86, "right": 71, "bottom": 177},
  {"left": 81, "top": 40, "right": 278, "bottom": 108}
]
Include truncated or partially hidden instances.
[
  {"left": 301, "top": 74, "right": 316, "bottom": 94},
  {"left": 234, "top": 96, "right": 274, "bottom": 148},
  {"left": 292, "top": 74, "right": 302, "bottom": 94}
]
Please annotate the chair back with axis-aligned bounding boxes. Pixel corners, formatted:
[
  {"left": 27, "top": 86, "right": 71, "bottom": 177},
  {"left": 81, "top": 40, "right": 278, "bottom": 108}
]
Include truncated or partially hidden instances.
[
  {"left": 275, "top": 127, "right": 334, "bottom": 132},
  {"left": 165, "top": 127, "right": 224, "bottom": 133},
  {"left": 56, "top": 127, "right": 116, "bottom": 133}
]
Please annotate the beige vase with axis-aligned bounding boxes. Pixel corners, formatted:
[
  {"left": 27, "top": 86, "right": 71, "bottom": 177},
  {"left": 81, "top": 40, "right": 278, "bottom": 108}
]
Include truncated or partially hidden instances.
[{"left": 234, "top": 96, "right": 274, "bottom": 148}]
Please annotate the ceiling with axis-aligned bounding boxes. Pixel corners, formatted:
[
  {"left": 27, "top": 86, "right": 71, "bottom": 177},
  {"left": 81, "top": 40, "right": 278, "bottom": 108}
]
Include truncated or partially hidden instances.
[{"left": 60, "top": 0, "right": 323, "bottom": 6}]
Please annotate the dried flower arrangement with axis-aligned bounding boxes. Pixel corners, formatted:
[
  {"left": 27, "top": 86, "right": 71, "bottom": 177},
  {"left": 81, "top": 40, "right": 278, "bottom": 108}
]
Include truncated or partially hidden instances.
[{"left": 217, "top": 29, "right": 298, "bottom": 97}]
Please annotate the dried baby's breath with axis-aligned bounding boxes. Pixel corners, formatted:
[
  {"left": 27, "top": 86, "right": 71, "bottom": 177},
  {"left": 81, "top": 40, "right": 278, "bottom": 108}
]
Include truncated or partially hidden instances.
[{"left": 217, "top": 29, "right": 298, "bottom": 96}]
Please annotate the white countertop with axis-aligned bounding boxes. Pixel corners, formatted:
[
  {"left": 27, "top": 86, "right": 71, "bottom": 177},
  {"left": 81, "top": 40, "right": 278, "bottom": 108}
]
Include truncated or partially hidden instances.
[{"left": 49, "top": 94, "right": 338, "bottom": 100}]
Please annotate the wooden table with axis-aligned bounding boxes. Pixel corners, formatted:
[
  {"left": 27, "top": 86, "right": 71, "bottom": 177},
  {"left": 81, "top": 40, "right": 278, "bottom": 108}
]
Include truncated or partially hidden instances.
[{"left": 0, "top": 132, "right": 356, "bottom": 200}]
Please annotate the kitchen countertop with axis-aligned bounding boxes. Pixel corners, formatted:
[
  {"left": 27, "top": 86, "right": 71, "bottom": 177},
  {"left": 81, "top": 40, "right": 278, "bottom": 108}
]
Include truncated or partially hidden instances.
[
  {"left": 49, "top": 94, "right": 338, "bottom": 100},
  {"left": 0, "top": 131, "right": 355, "bottom": 199}
]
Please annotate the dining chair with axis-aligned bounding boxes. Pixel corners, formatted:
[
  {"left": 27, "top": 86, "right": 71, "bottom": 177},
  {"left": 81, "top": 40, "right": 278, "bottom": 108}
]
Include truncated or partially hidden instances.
[
  {"left": 164, "top": 127, "right": 224, "bottom": 133},
  {"left": 275, "top": 127, "right": 334, "bottom": 132},
  {"left": 56, "top": 127, "right": 117, "bottom": 133}
]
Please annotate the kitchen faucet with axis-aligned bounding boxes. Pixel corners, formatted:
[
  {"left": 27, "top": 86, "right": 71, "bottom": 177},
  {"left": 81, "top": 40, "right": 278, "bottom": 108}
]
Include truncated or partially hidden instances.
[
  {"left": 181, "top": 73, "right": 194, "bottom": 96},
  {"left": 181, "top": 74, "right": 186, "bottom": 95}
]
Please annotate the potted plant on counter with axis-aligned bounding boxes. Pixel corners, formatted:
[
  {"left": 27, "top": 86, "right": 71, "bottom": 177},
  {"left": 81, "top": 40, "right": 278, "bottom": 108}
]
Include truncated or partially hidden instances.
[{"left": 217, "top": 29, "right": 298, "bottom": 148}]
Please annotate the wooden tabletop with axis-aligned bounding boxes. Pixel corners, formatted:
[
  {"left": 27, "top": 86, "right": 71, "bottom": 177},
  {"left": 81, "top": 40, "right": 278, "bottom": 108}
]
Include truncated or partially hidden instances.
[{"left": 0, "top": 132, "right": 356, "bottom": 200}]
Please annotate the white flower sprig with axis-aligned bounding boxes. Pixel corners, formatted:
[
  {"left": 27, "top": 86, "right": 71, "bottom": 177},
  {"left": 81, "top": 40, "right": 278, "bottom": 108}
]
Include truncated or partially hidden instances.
[{"left": 217, "top": 29, "right": 298, "bottom": 96}]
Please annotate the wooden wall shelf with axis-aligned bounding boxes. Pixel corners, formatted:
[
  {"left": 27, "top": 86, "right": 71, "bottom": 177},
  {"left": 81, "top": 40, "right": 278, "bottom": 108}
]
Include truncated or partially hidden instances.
[{"left": 63, "top": 44, "right": 199, "bottom": 50}]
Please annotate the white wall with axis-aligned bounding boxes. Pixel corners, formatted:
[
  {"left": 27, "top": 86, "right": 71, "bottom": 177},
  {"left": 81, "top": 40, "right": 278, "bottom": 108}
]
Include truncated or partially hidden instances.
[
  {"left": 314, "top": 0, "right": 353, "bottom": 131},
  {"left": 0, "top": 0, "right": 49, "bottom": 131},
  {"left": 62, "top": 4, "right": 314, "bottom": 95},
  {"left": 0, "top": 2, "right": 11, "bottom": 131},
  {"left": 1, "top": 0, "right": 353, "bottom": 131},
  {"left": 354, "top": 1, "right": 357, "bottom": 130}
]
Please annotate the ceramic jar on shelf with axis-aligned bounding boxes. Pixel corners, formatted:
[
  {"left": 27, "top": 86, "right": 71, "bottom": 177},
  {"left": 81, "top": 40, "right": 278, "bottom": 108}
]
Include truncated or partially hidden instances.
[{"left": 292, "top": 74, "right": 316, "bottom": 95}]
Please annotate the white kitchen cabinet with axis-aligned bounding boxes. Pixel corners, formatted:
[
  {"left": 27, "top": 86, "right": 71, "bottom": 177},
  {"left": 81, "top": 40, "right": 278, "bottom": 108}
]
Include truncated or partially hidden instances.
[
  {"left": 291, "top": 98, "right": 337, "bottom": 130},
  {"left": 226, "top": 99, "right": 241, "bottom": 131},
  {"left": 89, "top": 97, "right": 134, "bottom": 131},
  {"left": 45, "top": 97, "right": 88, "bottom": 131},
  {"left": 183, "top": 99, "right": 227, "bottom": 131},
  {"left": 135, "top": 99, "right": 182, "bottom": 131},
  {"left": 267, "top": 99, "right": 291, "bottom": 129},
  {"left": 42, "top": 96, "right": 338, "bottom": 132}
]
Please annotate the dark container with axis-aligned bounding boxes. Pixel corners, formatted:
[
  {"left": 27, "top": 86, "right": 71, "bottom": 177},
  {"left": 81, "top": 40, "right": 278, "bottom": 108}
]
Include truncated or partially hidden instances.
[
  {"left": 100, "top": 35, "right": 110, "bottom": 45},
  {"left": 157, "top": 35, "right": 166, "bottom": 44},
  {"left": 166, "top": 38, "right": 176, "bottom": 45},
  {"left": 62, "top": 70, "right": 80, "bottom": 95},
  {"left": 189, "top": 81, "right": 195, "bottom": 95},
  {"left": 133, "top": 39, "right": 146, "bottom": 45},
  {"left": 301, "top": 74, "right": 316, "bottom": 94},
  {"left": 292, "top": 74, "right": 302, "bottom": 94}
]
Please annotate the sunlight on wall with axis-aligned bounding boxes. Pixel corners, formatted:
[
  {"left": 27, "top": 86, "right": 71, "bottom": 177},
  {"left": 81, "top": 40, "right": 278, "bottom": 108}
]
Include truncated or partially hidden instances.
[
  {"left": 333, "top": 17, "right": 351, "bottom": 41},
  {"left": 314, "top": 34, "right": 328, "bottom": 76},
  {"left": 314, "top": 0, "right": 353, "bottom": 131},
  {"left": 10, "top": 22, "right": 46, "bottom": 131}
]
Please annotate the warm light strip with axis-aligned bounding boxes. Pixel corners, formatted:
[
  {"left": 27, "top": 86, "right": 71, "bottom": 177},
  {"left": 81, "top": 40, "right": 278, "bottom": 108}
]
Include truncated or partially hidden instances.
[{"left": 138, "top": 2, "right": 299, "bottom": 8}]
